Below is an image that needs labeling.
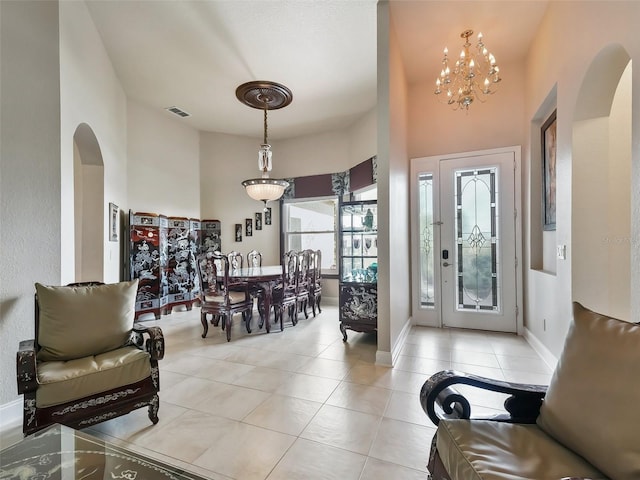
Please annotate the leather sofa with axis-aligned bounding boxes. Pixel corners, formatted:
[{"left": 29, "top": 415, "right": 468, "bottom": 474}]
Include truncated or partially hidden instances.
[{"left": 420, "top": 302, "right": 640, "bottom": 480}]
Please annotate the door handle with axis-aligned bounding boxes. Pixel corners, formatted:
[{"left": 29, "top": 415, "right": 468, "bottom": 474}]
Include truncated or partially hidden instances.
[{"left": 442, "top": 262, "right": 451, "bottom": 267}]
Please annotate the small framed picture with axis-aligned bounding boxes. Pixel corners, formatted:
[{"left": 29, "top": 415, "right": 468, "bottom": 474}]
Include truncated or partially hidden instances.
[
  {"left": 245, "top": 218, "right": 253, "bottom": 237},
  {"left": 235, "top": 224, "right": 242, "bottom": 242},
  {"left": 109, "top": 203, "right": 119, "bottom": 242},
  {"left": 255, "top": 212, "right": 262, "bottom": 230},
  {"left": 541, "top": 109, "right": 557, "bottom": 231},
  {"left": 265, "top": 207, "right": 272, "bottom": 225}
]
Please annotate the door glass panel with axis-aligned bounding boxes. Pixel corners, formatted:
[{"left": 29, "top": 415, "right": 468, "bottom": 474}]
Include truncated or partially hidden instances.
[
  {"left": 455, "top": 168, "right": 500, "bottom": 312},
  {"left": 418, "top": 173, "right": 435, "bottom": 308}
]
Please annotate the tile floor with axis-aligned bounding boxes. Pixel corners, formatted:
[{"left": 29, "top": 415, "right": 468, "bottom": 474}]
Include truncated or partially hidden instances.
[{"left": 0, "top": 304, "right": 553, "bottom": 479}]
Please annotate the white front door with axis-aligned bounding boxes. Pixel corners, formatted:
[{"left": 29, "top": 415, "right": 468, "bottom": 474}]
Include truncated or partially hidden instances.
[{"left": 410, "top": 147, "right": 521, "bottom": 333}]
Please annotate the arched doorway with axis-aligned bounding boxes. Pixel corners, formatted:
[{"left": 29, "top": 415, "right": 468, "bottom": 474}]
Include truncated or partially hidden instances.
[
  {"left": 572, "top": 45, "right": 632, "bottom": 319},
  {"left": 73, "top": 123, "right": 105, "bottom": 282}
]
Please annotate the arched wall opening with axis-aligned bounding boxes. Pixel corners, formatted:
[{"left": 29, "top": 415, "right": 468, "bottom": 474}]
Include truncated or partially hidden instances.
[
  {"left": 73, "top": 123, "right": 105, "bottom": 282},
  {"left": 572, "top": 45, "right": 632, "bottom": 320}
]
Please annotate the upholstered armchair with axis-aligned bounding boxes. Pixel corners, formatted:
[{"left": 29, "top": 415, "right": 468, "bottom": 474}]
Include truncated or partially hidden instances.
[
  {"left": 420, "top": 302, "right": 640, "bottom": 480},
  {"left": 16, "top": 280, "right": 164, "bottom": 435}
]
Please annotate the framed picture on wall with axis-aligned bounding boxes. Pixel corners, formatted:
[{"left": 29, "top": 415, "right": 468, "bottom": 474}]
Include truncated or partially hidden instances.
[
  {"left": 542, "top": 109, "right": 557, "bottom": 231},
  {"left": 245, "top": 218, "right": 253, "bottom": 237},
  {"left": 235, "top": 224, "right": 242, "bottom": 242},
  {"left": 255, "top": 212, "right": 262, "bottom": 230},
  {"left": 264, "top": 207, "right": 272, "bottom": 225},
  {"left": 109, "top": 202, "right": 119, "bottom": 242}
]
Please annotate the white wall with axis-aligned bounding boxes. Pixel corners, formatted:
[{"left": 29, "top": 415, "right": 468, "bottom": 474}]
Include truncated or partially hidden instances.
[
  {"left": 375, "top": 3, "right": 411, "bottom": 365},
  {"left": 524, "top": 1, "right": 640, "bottom": 357},
  {"left": 407, "top": 58, "right": 526, "bottom": 159},
  {"left": 0, "top": 0, "right": 61, "bottom": 406},
  {"left": 59, "top": 0, "right": 128, "bottom": 284},
  {"left": 127, "top": 100, "right": 201, "bottom": 219}
]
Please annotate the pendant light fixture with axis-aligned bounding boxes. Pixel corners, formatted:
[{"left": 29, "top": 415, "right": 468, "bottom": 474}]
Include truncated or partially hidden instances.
[{"left": 237, "top": 81, "right": 292, "bottom": 210}]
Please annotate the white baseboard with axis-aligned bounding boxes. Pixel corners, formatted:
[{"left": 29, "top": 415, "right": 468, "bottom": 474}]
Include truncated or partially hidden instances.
[
  {"left": 0, "top": 399, "right": 22, "bottom": 430},
  {"left": 523, "top": 327, "right": 558, "bottom": 371},
  {"left": 376, "top": 316, "right": 412, "bottom": 367}
]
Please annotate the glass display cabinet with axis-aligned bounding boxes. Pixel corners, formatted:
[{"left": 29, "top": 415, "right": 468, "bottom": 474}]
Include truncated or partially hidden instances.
[{"left": 339, "top": 200, "right": 378, "bottom": 341}]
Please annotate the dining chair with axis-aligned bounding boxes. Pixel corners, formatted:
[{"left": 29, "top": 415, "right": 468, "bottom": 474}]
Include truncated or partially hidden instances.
[
  {"left": 308, "top": 249, "right": 322, "bottom": 316},
  {"left": 196, "top": 252, "right": 253, "bottom": 341},
  {"left": 247, "top": 249, "right": 262, "bottom": 267},
  {"left": 295, "top": 250, "right": 311, "bottom": 320},
  {"left": 246, "top": 249, "right": 265, "bottom": 320},
  {"left": 271, "top": 250, "right": 298, "bottom": 330},
  {"left": 227, "top": 251, "right": 243, "bottom": 271}
]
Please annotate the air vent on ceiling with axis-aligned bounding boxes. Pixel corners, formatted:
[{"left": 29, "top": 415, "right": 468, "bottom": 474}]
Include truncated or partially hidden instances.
[{"left": 165, "top": 106, "right": 191, "bottom": 118}]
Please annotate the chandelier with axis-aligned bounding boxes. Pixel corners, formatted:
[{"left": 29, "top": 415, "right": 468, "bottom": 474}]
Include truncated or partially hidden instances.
[
  {"left": 237, "top": 81, "right": 292, "bottom": 209},
  {"left": 434, "top": 29, "right": 501, "bottom": 111}
]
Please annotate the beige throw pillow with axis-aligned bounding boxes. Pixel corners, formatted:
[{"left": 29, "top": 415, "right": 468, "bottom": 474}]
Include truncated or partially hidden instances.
[
  {"left": 537, "top": 302, "right": 640, "bottom": 480},
  {"left": 36, "top": 280, "right": 138, "bottom": 362}
]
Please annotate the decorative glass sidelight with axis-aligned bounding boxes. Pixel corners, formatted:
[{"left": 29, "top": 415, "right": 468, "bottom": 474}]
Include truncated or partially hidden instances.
[
  {"left": 418, "top": 173, "right": 435, "bottom": 308},
  {"left": 455, "top": 168, "right": 500, "bottom": 312}
]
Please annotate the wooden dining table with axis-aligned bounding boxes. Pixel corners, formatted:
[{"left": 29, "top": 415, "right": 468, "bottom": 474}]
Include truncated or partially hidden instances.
[{"left": 228, "top": 265, "right": 283, "bottom": 333}]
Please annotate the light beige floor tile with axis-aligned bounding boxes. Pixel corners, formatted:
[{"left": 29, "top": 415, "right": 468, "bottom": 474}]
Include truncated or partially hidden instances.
[
  {"left": 400, "top": 342, "right": 452, "bottom": 361},
  {"left": 87, "top": 401, "right": 187, "bottom": 441},
  {"left": 257, "top": 351, "right": 313, "bottom": 372},
  {"left": 266, "top": 438, "right": 366, "bottom": 480},
  {"left": 449, "top": 337, "right": 496, "bottom": 353},
  {"left": 159, "top": 370, "right": 189, "bottom": 389},
  {"left": 161, "top": 376, "right": 223, "bottom": 410},
  {"left": 495, "top": 353, "right": 553, "bottom": 374},
  {"left": 451, "top": 350, "right": 501, "bottom": 368},
  {"left": 343, "top": 361, "right": 393, "bottom": 385},
  {"left": 394, "top": 355, "right": 450, "bottom": 376},
  {"left": 371, "top": 368, "right": 431, "bottom": 394},
  {"left": 295, "top": 357, "right": 352, "bottom": 380},
  {"left": 325, "top": 382, "right": 391, "bottom": 416},
  {"left": 132, "top": 410, "right": 239, "bottom": 463},
  {"left": 232, "top": 366, "right": 295, "bottom": 392},
  {"left": 450, "top": 362, "right": 505, "bottom": 380},
  {"left": 196, "top": 359, "right": 257, "bottom": 384},
  {"left": 275, "top": 372, "right": 340, "bottom": 403},
  {"left": 243, "top": 393, "right": 322, "bottom": 436},
  {"left": 502, "top": 369, "right": 552, "bottom": 385},
  {"left": 0, "top": 423, "right": 23, "bottom": 450},
  {"left": 192, "top": 420, "right": 295, "bottom": 480},
  {"left": 162, "top": 353, "right": 220, "bottom": 377},
  {"left": 360, "top": 457, "right": 426, "bottom": 480},
  {"left": 192, "top": 382, "right": 270, "bottom": 420},
  {"left": 300, "top": 404, "right": 381, "bottom": 455},
  {"left": 369, "top": 417, "right": 435, "bottom": 472},
  {"left": 490, "top": 339, "right": 540, "bottom": 357},
  {"left": 384, "top": 391, "right": 432, "bottom": 427}
]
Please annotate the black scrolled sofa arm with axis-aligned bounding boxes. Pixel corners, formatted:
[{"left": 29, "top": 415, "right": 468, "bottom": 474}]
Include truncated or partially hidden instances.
[
  {"left": 17, "top": 339, "right": 38, "bottom": 394},
  {"left": 132, "top": 323, "right": 165, "bottom": 361},
  {"left": 420, "top": 369, "right": 548, "bottom": 426}
]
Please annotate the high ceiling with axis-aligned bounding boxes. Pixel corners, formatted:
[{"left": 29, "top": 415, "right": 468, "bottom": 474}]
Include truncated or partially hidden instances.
[{"left": 86, "top": 0, "right": 548, "bottom": 141}]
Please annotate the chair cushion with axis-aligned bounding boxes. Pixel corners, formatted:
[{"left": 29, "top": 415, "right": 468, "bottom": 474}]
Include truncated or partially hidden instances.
[
  {"left": 204, "top": 291, "right": 247, "bottom": 304},
  {"left": 36, "top": 346, "right": 151, "bottom": 408},
  {"left": 537, "top": 302, "right": 640, "bottom": 480},
  {"left": 36, "top": 280, "right": 138, "bottom": 362},
  {"left": 436, "top": 419, "right": 607, "bottom": 480}
]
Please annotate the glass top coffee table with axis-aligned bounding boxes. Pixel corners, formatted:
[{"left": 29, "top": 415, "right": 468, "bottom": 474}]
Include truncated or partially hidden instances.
[{"left": 0, "top": 424, "right": 209, "bottom": 480}]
